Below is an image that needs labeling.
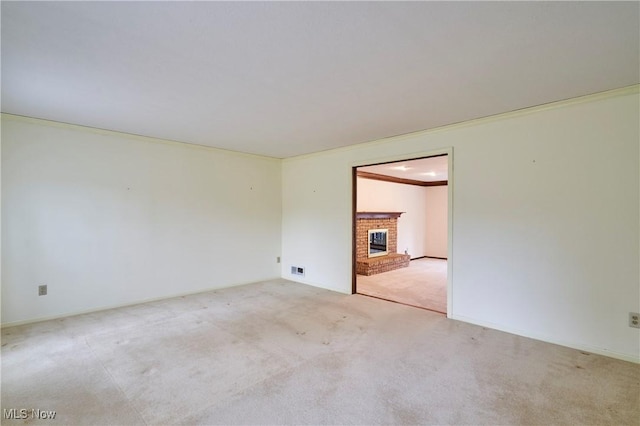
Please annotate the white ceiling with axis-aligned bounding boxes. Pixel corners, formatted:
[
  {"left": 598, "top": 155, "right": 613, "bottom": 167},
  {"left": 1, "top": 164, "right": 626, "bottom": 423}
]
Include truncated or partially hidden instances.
[
  {"left": 2, "top": 2, "right": 638, "bottom": 159},
  {"left": 359, "top": 156, "right": 448, "bottom": 183}
]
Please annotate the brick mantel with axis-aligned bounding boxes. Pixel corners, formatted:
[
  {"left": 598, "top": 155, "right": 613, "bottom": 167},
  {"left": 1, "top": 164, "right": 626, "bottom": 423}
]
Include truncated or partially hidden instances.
[{"left": 356, "top": 212, "right": 404, "bottom": 219}]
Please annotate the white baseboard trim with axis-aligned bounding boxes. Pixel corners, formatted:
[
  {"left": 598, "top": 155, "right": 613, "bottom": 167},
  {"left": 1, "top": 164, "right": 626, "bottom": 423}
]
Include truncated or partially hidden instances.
[
  {"left": 1, "top": 277, "right": 283, "bottom": 328},
  {"left": 450, "top": 314, "right": 640, "bottom": 364},
  {"left": 281, "top": 276, "right": 351, "bottom": 295}
]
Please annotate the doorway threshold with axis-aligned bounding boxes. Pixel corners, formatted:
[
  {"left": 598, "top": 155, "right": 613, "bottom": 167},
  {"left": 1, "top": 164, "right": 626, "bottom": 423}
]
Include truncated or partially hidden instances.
[{"left": 355, "top": 292, "right": 446, "bottom": 315}]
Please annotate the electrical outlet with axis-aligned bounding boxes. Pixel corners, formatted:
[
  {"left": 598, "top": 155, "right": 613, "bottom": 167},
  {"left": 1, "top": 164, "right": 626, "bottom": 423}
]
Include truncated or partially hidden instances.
[
  {"left": 38, "top": 285, "right": 47, "bottom": 296},
  {"left": 630, "top": 312, "right": 640, "bottom": 329},
  {"left": 277, "top": 256, "right": 281, "bottom": 264}
]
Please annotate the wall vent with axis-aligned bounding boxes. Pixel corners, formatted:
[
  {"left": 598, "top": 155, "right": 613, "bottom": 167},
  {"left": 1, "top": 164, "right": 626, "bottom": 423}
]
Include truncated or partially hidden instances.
[{"left": 291, "top": 266, "right": 305, "bottom": 276}]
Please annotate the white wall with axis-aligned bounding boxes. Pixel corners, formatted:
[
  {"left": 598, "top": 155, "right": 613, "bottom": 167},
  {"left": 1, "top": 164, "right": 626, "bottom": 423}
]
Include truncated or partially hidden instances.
[
  {"left": 281, "top": 87, "right": 640, "bottom": 362},
  {"left": 1, "top": 115, "right": 282, "bottom": 325},
  {"left": 425, "top": 185, "right": 448, "bottom": 258},
  {"left": 356, "top": 177, "right": 427, "bottom": 258}
]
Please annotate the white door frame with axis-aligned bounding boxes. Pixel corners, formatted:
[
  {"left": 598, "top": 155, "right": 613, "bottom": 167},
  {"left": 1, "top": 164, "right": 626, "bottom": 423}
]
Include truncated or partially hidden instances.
[{"left": 351, "top": 147, "right": 454, "bottom": 317}]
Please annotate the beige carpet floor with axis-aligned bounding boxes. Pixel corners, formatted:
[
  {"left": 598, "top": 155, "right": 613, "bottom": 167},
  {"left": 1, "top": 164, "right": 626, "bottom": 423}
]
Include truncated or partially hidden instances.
[
  {"left": 357, "top": 258, "right": 447, "bottom": 313},
  {"left": 2, "top": 279, "right": 639, "bottom": 425}
]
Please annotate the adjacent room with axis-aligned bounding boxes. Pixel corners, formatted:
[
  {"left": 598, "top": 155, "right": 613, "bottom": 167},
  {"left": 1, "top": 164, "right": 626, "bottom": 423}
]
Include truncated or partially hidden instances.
[
  {"left": 2, "top": 2, "right": 639, "bottom": 425},
  {"left": 355, "top": 156, "right": 449, "bottom": 314}
]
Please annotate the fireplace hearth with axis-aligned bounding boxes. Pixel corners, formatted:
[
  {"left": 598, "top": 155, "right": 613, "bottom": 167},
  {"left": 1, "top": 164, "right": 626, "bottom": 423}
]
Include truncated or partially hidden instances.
[{"left": 356, "top": 212, "right": 410, "bottom": 276}]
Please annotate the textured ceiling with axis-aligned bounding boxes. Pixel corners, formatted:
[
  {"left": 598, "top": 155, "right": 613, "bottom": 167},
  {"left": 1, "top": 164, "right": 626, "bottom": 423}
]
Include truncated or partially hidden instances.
[
  {"left": 359, "top": 156, "right": 449, "bottom": 183},
  {"left": 2, "top": 2, "right": 638, "bottom": 158}
]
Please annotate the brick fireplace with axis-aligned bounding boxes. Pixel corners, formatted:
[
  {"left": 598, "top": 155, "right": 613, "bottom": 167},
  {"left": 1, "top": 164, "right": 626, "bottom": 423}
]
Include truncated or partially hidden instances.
[{"left": 356, "top": 212, "right": 410, "bottom": 276}]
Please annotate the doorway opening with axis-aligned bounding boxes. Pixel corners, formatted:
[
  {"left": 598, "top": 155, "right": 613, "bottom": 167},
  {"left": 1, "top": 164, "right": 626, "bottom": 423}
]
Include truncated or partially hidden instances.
[{"left": 352, "top": 153, "right": 451, "bottom": 315}]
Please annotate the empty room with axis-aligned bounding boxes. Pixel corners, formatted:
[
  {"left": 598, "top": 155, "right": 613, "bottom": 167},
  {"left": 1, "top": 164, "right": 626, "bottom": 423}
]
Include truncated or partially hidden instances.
[
  {"left": 1, "top": 2, "right": 639, "bottom": 425},
  {"left": 355, "top": 155, "right": 450, "bottom": 313}
]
